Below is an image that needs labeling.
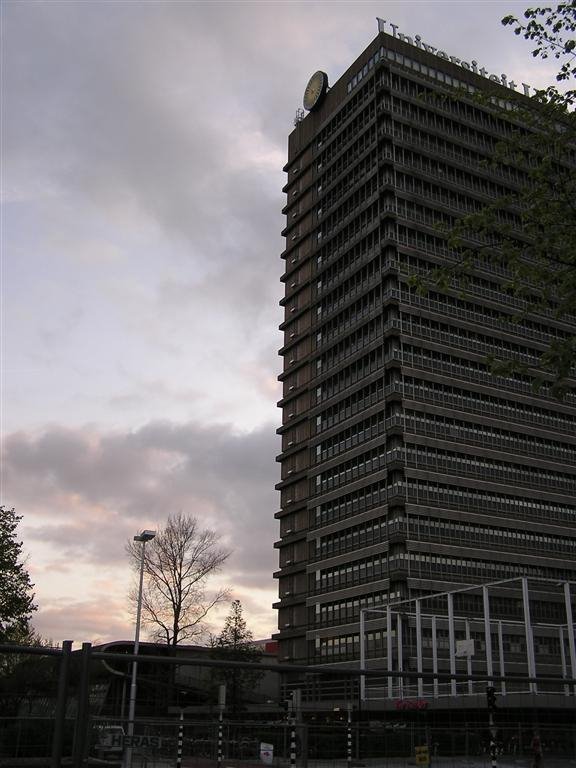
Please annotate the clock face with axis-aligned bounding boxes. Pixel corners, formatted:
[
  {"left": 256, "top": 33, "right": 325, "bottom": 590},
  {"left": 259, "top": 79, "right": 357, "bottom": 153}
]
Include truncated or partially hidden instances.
[{"left": 303, "top": 71, "right": 328, "bottom": 111}]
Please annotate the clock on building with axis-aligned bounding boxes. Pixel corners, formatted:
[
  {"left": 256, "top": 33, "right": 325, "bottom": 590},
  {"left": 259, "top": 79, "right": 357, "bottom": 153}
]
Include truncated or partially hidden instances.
[{"left": 303, "top": 70, "right": 328, "bottom": 111}]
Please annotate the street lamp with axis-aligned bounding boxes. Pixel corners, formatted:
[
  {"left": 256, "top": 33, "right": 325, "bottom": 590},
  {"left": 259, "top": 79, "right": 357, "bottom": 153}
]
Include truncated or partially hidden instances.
[{"left": 124, "top": 529, "right": 156, "bottom": 768}]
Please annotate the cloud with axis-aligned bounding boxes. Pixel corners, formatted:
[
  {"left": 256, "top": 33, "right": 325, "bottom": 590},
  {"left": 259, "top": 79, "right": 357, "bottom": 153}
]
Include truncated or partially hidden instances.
[
  {"left": 2, "top": 0, "right": 559, "bottom": 647},
  {"left": 34, "top": 595, "right": 131, "bottom": 646},
  {"left": 2, "top": 419, "right": 281, "bottom": 641}
]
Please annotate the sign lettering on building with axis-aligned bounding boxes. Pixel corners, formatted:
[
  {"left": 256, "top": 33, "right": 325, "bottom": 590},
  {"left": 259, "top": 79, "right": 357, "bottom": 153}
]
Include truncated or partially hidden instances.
[
  {"left": 395, "top": 698, "right": 429, "bottom": 710},
  {"left": 377, "top": 18, "right": 533, "bottom": 96}
]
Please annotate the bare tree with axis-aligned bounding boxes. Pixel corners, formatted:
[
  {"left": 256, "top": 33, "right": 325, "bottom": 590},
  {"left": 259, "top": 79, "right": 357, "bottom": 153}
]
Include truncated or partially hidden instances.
[{"left": 127, "top": 513, "right": 231, "bottom": 645}]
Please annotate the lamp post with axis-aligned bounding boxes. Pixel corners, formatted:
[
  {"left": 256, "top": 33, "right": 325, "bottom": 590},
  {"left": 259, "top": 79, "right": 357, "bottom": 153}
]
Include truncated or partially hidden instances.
[{"left": 124, "top": 529, "right": 156, "bottom": 768}]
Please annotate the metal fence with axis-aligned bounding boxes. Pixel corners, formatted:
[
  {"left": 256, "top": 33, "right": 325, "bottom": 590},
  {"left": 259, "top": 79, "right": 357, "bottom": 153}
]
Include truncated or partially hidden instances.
[{"left": 1, "top": 641, "right": 576, "bottom": 767}]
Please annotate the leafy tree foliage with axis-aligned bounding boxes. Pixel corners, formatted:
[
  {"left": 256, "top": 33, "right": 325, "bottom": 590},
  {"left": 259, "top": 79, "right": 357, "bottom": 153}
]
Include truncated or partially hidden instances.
[
  {"left": 0, "top": 507, "right": 44, "bottom": 716},
  {"left": 211, "top": 600, "right": 264, "bottom": 714},
  {"left": 502, "top": 3, "right": 576, "bottom": 93},
  {"left": 126, "top": 513, "right": 230, "bottom": 646},
  {"left": 419, "top": 4, "right": 576, "bottom": 394},
  {"left": 0, "top": 634, "right": 56, "bottom": 717},
  {"left": 0, "top": 507, "right": 36, "bottom": 645}
]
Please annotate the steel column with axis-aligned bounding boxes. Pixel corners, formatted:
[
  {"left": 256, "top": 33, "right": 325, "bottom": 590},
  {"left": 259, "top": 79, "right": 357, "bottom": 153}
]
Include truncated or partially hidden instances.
[
  {"left": 465, "top": 620, "right": 473, "bottom": 696},
  {"left": 387, "top": 605, "right": 393, "bottom": 699},
  {"left": 497, "top": 620, "right": 506, "bottom": 696},
  {"left": 559, "top": 626, "right": 569, "bottom": 696},
  {"left": 359, "top": 608, "right": 366, "bottom": 701},
  {"left": 431, "top": 615, "right": 438, "bottom": 699},
  {"left": 416, "top": 600, "right": 423, "bottom": 698},
  {"left": 483, "top": 586, "right": 493, "bottom": 682},
  {"left": 563, "top": 582, "right": 576, "bottom": 696},
  {"left": 521, "top": 577, "right": 537, "bottom": 694},
  {"left": 447, "top": 593, "right": 456, "bottom": 697},
  {"left": 397, "top": 613, "right": 403, "bottom": 699}
]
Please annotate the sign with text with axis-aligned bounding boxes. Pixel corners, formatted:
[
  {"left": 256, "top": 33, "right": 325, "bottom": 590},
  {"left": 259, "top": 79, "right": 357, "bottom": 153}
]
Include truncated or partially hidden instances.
[
  {"left": 395, "top": 699, "right": 428, "bottom": 711},
  {"left": 376, "top": 17, "right": 533, "bottom": 96},
  {"left": 102, "top": 733, "right": 164, "bottom": 748}
]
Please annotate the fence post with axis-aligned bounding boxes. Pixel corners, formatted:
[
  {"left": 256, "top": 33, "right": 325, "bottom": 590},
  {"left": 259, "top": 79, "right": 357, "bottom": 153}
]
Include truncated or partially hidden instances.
[
  {"left": 347, "top": 703, "right": 352, "bottom": 768},
  {"left": 289, "top": 709, "right": 297, "bottom": 768},
  {"left": 72, "top": 642, "right": 92, "bottom": 768},
  {"left": 51, "top": 640, "right": 73, "bottom": 768},
  {"left": 176, "top": 708, "right": 184, "bottom": 768},
  {"left": 217, "top": 684, "right": 226, "bottom": 768}
]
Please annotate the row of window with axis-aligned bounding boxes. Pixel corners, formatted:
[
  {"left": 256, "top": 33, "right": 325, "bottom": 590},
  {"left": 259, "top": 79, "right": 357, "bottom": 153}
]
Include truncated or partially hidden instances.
[
  {"left": 316, "top": 74, "right": 374, "bottom": 147},
  {"left": 310, "top": 249, "right": 568, "bottom": 360},
  {"left": 315, "top": 230, "right": 380, "bottom": 293},
  {"left": 399, "top": 283, "right": 571, "bottom": 346},
  {"left": 317, "top": 316, "right": 382, "bottom": 372},
  {"left": 317, "top": 126, "right": 377, "bottom": 193},
  {"left": 313, "top": 630, "right": 564, "bottom": 661},
  {"left": 398, "top": 184, "right": 521, "bottom": 234},
  {"left": 314, "top": 446, "right": 387, "bottom": 495},
  {"left": 411, "top": 592, "right": 574, "bottom": 625},
  {"left": 314, "top": 479, "right": 389, "bottom": 529},
  {"left": 405, "top": 513, "right": 575, "bottom": 555},
  {"left": 392, "top": 126, "right": 520, "bottom": 190},
  {"left": 400, "top": 479, "right": 576, "bottom": 525},
  {"left": 405, "top": 314, "right": 543, "bottom": 368},
  {"left": 386, "top": 95, "right": 496, "bottom": 156},
  {"left": 405, "top": 444, "right": 576, "bottom": 493},
  {"left": 317, "top": 103, "right": 376, "bottom": 168},
  {"left": 312, "top": 589, "right": 393, "bottom": 627},
  {"left": 396, "top": 223, "right": 512, "bottom": 282},
  {"left": 315, "top": 464, "right": 576, "bottom": 527},
  {"left": 395, "top": 169, "right": 503, "bottom": 215},
  {"left": 316, "top": 204, "right": 380, "bottom": 276},
  {"left": 319, "top": 152, "right": 377, "bottom": 219},
  {"left": 313, "top": 370, "right": 575, "bottom": 464},
  {"left": 312, "top": 514, "right": 390, "bottom": 560},
  {"left": 309, "top": 592, "right": 572, "bottom": 634},
  {"left": 386, "top": 72, "right": 515, "bottom": 138},
  {"left": 316, "top": 129, "right": 377, "bottom": 194},
  {"left": 314, "top": 412, "right": 386, "bottom": 463},
  {"left": 402, "top": 377, "right": 576, "bottom": 434},
  {"left": 347, "top": 46, "right": 489, "bottom": 107},
  {"left": 399, "top": 344, "right": 575, "bottom": 405},
  {"left": 392, "top": 551, "right": 575, "bottom": 584},
  {"left": 318, "top": 173, "right": 379, "bottom": 237},
  {"left": 316, "top": 284, "right": 381, "bottom": 349},
  {"left": 391, "top": 147, "right": 521, "bottom": 235},
  {"left": 315, "top": 347, "right": 385, "bottom": 405},
  {"left": 317, "top": 258, "right": 382, "bottom": 319},
  {"left": 315, "top": 379, "right": 384, "bottom": 435},
  {"left": 311, "top": 509, "right": 575, "bottom": 565},
  {"left": 403, "top": 410, "right": 576, "bottom": 464},
  {"left": 313, "top": 552, "right": 390, "bottom": 593},
  {"left": 346, "top": 45, "right": 384, "bottom": 94}
]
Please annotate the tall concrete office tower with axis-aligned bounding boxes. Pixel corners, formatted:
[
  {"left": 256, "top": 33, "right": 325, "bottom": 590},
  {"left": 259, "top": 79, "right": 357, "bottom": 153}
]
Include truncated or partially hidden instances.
[{"left": 274, "top": 27, "right": 576, "bottom": 674}]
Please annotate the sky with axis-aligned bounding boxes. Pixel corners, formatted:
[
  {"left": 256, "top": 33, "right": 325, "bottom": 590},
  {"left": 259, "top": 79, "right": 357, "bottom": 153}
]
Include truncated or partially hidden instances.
[{"left": 0, "top": 0, "right": 560, "bottom": 647}]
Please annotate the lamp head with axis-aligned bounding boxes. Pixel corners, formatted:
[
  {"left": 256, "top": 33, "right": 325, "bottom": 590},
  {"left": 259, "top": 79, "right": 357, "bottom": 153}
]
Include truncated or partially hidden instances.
[{"left": 134, "top": 529, "right": 156, "bottom": 542}]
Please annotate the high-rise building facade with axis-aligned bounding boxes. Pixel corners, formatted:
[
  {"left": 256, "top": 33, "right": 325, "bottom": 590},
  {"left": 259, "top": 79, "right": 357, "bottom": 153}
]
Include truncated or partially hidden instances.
[{"left": 274, "top": 27, "right": 576, "bottom": 676}]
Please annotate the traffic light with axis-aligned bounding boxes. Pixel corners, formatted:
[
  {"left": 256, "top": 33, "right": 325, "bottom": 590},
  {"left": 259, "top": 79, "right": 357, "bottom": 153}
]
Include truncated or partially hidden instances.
[{"left": 486, "top": 686, "right": 497, "bottom": 712}]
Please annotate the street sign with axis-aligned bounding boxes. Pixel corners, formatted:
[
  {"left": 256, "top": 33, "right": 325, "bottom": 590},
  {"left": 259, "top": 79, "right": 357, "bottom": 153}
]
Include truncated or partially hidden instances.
[
  {"left": 415, "top": 745, "right": 430, "bottom": 766},
  {"left": 260, "top": 742, "right": 274, "bottom": 764}
]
